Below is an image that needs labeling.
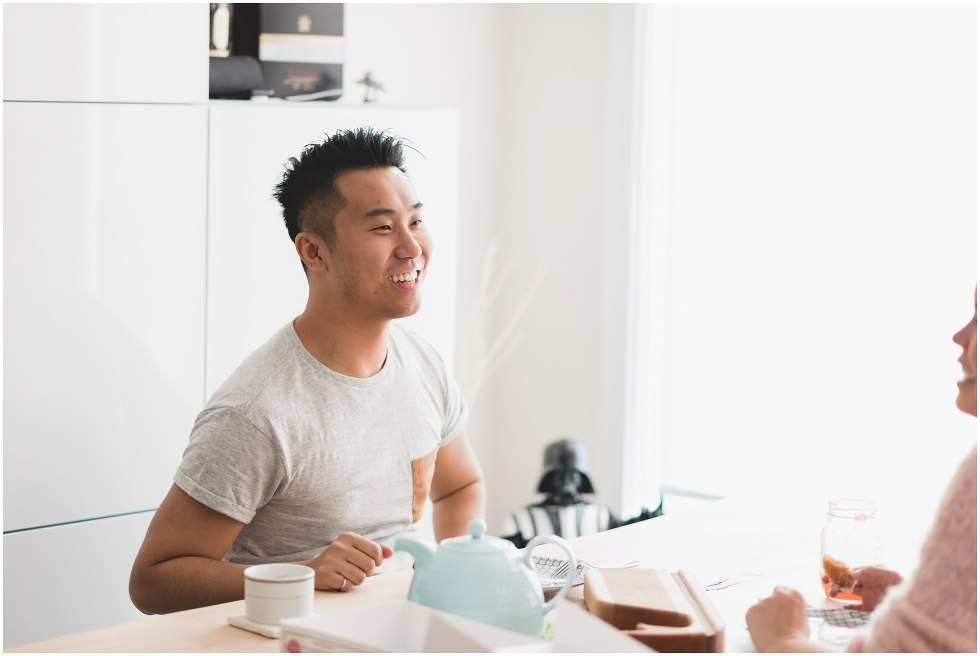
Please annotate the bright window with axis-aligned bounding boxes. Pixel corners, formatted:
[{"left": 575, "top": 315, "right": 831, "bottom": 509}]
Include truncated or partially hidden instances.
[{"left": 625, "top": 4, "right": 976, "bottom": 558}]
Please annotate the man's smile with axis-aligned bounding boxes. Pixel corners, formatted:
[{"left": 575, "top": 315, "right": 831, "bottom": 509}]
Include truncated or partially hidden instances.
[{"left": 388, "top": 269, "right": 420, "bottom": 283}]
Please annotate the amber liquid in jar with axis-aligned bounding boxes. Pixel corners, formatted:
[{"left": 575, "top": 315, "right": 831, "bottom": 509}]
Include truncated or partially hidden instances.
[{"left": 821, "top": 576, "right": 863, "bottom": 602}]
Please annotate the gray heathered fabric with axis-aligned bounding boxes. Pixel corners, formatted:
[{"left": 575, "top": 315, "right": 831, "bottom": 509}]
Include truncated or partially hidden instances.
[{"left": 174, "top": 321, "right": 466, "bottom": 566}]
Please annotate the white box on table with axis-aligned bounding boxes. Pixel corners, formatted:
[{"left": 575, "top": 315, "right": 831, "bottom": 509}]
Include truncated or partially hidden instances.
[{"left": 279, "top": 600, "right": 547, "bottom": 652}]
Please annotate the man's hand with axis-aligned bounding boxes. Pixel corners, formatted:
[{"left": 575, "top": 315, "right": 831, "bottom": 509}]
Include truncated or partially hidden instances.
[
  {"left": 746, "top": 586, "right": 812, "bottom": 652},
  {"left": 304, "top": 532, "right": 393, "bottom": 592},
  {"left": 852, "top": 565, "right": 903, "bottom": 611}
]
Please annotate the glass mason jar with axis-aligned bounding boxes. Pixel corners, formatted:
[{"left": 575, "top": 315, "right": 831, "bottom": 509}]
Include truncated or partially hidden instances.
[{"left": 819, "top": 499, "right": 883, "bottom": 603}]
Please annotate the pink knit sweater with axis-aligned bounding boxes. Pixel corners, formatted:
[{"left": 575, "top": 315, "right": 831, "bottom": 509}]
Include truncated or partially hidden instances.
[{"left": 848, "top": 445, "right": 977, "bottom": 653}]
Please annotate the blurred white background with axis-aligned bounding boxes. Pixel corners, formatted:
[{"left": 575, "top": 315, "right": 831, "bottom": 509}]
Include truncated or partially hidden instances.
[{"left": 625, "top": 4, "right": 976, "bottom": 572}]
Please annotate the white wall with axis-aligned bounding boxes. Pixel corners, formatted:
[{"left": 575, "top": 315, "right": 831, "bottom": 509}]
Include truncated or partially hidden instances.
[
  {"left": 489, "top": 5, "right": 636, "bottom": 527},
  {"left": 344, "top": 4, "right": 636, "bottom": 531}
]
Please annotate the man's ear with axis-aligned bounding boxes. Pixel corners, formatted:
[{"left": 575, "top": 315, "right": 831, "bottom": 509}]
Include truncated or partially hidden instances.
[{"left": 294, "top": 232, "right": 330, "bottom": 273}]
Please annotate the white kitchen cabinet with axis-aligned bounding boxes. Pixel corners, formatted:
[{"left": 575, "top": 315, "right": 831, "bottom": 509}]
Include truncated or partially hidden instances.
[
  {"left": 205, "top": 103, "right": 460, "bottom": 397},
  {"left": 3, "top": 3, "right": 207, "bottom": 103},
  {"left": 3, "top": 102, "right": 208, "bottom": 532},
  {"left": 2, "top": 512, "right": 155, "bottom": 648}
]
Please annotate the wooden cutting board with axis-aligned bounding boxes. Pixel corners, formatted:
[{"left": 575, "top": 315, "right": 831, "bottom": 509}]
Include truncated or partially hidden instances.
[{"left": 584, "top": 568, "right": 725, "bottom": 652}]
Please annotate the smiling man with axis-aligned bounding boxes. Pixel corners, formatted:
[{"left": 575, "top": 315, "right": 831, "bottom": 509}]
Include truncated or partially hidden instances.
[{"left": 129, "top": 128, "right": 485, "bottom": 614}]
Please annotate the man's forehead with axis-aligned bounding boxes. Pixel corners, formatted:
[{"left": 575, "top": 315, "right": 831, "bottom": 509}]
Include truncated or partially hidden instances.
[
  {"left": 331, "top": 168, "right": 422, "bottom": 224},
  {"left": 334, "top": 166, "right": 415, "bottom": 199}
]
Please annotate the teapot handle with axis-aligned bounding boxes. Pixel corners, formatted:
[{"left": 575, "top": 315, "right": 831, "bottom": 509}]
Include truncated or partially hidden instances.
[{"left": 522, "top": 534, "right": 577, "bottom": 614}]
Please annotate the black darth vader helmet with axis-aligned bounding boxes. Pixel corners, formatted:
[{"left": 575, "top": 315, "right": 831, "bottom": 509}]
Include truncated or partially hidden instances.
[{"left": 536, "top": 438, "right": 595, "bottom": 504}]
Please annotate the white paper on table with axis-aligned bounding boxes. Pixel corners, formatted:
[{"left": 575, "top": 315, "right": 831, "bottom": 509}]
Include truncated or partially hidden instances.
[{"left": 422, "top": 611, "right": 550, "bottom": 653}]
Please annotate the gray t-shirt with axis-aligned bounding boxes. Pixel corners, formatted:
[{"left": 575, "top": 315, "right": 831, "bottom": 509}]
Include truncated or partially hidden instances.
[{"left": 174, "top": 321, "right": 466, "bottom": 565}]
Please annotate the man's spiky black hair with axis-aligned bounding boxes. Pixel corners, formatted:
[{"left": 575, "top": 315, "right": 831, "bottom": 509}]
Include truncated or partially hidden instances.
[{"left": 272, "top": 127, "right": 409, "bottom": 246}]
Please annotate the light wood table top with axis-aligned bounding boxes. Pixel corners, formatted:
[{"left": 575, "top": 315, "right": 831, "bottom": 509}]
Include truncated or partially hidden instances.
[
  {"left": 10, "top": 497, "right": 849, "bottom": 653},
  {"left": 9, "top": 570, "right": 414, "bottom": 653}
]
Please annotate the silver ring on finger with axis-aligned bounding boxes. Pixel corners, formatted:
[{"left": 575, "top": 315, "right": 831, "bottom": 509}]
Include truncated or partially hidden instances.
[{"left": 338, "top": 575, "right": 349, "bottom": 592}]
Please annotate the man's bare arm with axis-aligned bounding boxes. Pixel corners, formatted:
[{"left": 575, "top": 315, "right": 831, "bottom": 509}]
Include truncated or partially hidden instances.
[
  {"left": 429, "top": 432, "right": 486, "bottom": 541},
  {"left": 129, "top": 484, "right": 249, "bottom": 615},
  {"left": 130, "top": 485, "right": 395, "bottom": 614}
]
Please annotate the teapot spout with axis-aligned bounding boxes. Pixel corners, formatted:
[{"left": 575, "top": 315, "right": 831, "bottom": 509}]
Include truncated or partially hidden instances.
[{"left": 394, "top": 535, "right": 436, "bottom": 570}]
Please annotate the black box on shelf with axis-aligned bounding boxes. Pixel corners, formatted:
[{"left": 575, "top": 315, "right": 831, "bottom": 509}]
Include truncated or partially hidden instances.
[{"left": 258, "top": 3, "right": 344, "bottom": 100}]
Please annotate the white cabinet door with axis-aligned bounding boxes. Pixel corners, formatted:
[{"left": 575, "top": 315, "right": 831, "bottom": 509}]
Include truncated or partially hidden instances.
[
  {"left": 3, "top": 3, "right": 207, "bottom": 103},
  {"left": 206, "top": 103, "right": 460, "bottom": 396},
  {"left": 2, "top": 512, "right": 154, "bottom": 648},
  {"left": 3, "top": 103, "right": 208, "bottom": 531}
]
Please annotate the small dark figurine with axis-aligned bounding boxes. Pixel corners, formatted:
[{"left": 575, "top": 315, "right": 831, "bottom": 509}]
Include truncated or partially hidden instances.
[
  {"left": 356, "top": 71, "right": 385, "bottom": 103},
  {"left": 537, "top": 438, "right": 595, "bottom": 505},
  {"left": 501, "top": 438, "right": 663, "bottom": 548}
]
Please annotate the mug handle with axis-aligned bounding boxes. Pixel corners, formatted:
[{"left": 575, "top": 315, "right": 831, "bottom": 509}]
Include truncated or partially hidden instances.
[{"left": 523, "top": 534, "right": 577, "bottom": 614}]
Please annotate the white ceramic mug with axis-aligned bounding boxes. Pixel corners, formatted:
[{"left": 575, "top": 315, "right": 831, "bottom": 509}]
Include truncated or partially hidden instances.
[{"left": 243, "top": 563, "right": 315, "bottom": 625}]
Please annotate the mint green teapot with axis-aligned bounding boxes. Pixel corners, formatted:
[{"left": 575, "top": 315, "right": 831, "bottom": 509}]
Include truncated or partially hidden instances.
[{"left": 394, "top": 519, "right": 577, "bottom": 637}]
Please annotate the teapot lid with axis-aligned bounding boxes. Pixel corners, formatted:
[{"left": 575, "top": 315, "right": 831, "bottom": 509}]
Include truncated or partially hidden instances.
[{"left": 441, "top": 519, "right": 516, "bottom": 555}]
